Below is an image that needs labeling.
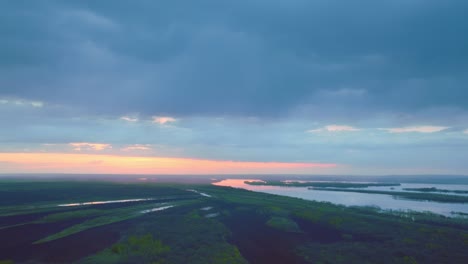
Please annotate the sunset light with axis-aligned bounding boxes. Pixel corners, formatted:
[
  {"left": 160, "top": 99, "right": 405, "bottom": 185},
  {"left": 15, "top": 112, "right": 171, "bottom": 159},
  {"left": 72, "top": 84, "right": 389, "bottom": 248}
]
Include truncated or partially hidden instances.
[{"left": 0, "top": 153, "right": 336, "bottom": 174}]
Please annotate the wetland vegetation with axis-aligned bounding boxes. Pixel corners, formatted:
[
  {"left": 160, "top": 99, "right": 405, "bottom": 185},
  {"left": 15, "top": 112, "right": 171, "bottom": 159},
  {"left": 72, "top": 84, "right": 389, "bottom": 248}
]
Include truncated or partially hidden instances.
[
  {"left": 403, "top": 187, "right": 468, "bottom": 194},
  {"left": 1, "top": 179, "right": 468, "bottom": 263},
  {"left": 310, "top": 187, "right": 468, "bottom": 203},
  {"left": 245, "top": 181, "right": 400, "bottom": 188}
]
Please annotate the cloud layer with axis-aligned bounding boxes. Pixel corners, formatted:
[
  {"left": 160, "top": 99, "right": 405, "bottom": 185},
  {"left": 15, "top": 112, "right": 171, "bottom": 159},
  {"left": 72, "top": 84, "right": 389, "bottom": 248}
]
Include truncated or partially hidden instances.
[
  {"left": 1, "top": 0, "right": 467, "bottom": 119},
  {"left": 1, "top": 1, "right": 467, "bottom": 175},
  {"left": 381, "top": 126, "right": 449, "bottom": 134}
]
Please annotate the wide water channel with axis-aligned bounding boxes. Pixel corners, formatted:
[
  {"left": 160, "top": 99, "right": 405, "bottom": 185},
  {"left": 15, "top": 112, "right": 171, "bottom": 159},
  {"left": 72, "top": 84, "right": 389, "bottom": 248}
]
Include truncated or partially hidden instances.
[{"left": 213, "top": 179, "right": 468, "bottom": 216}]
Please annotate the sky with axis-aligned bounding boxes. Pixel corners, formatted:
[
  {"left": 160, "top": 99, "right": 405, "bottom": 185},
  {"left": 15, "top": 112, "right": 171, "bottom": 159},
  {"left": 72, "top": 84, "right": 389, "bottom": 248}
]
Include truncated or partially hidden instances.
[{"left": 1, "top": 0, "right": 468, "bottom": 175}]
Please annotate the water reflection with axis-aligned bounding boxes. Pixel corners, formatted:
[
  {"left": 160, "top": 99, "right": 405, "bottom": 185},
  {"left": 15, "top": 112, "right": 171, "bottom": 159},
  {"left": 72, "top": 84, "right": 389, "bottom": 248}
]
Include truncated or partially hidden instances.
[
  {"left": 205, "top": 212, "right": 219, "bottom": 218},
  {"left": 140, "top": 205, "right": 174, "bottom": 214},
  {"left": 213, "top": 179, "right": 468, "bottom": 216},
  {"left": 57, "top": 198, "right": 154, "bottom": 207},
  {"left": 186, "top": 189, "right": 212, "bottom": 197}
]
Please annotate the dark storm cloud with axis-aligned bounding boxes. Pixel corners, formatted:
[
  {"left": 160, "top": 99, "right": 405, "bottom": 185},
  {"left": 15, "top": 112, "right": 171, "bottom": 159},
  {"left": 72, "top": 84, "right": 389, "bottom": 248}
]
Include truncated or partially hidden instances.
[{"left": 1, "top": 0, "right": 467, "bottom": 118}]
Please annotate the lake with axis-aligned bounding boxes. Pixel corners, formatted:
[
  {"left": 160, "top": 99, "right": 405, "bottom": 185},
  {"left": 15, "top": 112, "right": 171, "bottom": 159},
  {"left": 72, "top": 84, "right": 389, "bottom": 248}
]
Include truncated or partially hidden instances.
[{"left": 213, "top": 179, "right": 468, "bottom": 216}]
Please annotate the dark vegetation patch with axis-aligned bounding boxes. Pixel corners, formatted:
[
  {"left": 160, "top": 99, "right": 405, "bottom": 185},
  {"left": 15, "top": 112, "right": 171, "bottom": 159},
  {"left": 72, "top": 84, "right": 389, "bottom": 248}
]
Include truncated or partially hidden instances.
[
  {"left": 266, "top": 216, "right": 302, "bottom": 233},
  {"left": 221, "top": 206, "right": 309, "bottom": 264},
  {"left": 0, "top": 219, "right": 90, "bottom": 262},
  {"left": 33, "top": 222, "right": 122, "bottom": 263},
  {"left": 0, "top": 211, "right": 51, "bottom": 227},
  {"left": 0, "top": 181, "right": 191, "bottom": 206},
  {"left": 83, "top": 234, "right": 170, "bottom": 264}
]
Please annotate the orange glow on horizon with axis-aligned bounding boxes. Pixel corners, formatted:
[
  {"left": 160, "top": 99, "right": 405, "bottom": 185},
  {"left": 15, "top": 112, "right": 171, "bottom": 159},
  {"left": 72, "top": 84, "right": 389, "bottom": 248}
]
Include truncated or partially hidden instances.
[{"left": 0, "top": 152, "right": 337, "bottom": 174}]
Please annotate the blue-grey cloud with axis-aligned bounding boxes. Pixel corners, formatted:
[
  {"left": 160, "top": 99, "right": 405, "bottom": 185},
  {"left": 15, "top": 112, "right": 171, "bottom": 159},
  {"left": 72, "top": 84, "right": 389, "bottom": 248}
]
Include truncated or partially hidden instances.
[
  {"left": 1, "top": 0, "right": 467, "bottom": 119},
  {"left": 1, "top": 0, "right": 468, "bottom": 175}
]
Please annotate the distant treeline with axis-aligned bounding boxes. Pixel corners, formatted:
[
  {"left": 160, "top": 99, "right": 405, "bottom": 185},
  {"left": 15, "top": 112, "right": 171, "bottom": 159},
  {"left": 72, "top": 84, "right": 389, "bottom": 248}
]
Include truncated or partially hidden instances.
[
  {"left": 245, "top": 181, "right": 400, "bottom": 188},
  {"left": 403, "top": 187, "right": 468, "bottom": 194},
  {"left": 311, "top": 188, "right": 468, "bottom": 204}
]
